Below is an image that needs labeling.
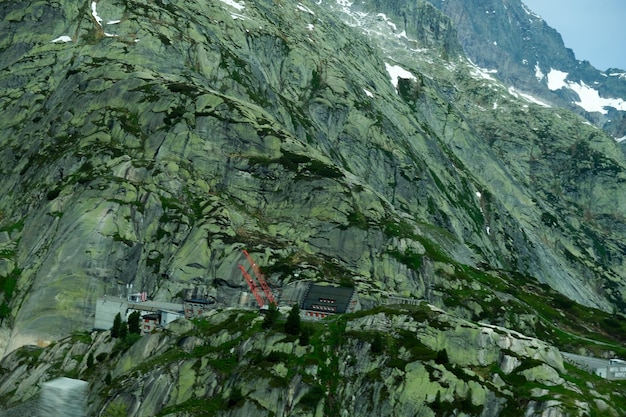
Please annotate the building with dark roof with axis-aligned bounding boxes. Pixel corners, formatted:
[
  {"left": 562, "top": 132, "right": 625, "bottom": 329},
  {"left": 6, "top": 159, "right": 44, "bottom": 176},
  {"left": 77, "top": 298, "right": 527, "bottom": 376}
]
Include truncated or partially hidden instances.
[
  {"left": 183, "top": 297, "right": 215, "bottom": 318},
  {"left": 299, "top": 282, "right": 359, "bottom": 320}
]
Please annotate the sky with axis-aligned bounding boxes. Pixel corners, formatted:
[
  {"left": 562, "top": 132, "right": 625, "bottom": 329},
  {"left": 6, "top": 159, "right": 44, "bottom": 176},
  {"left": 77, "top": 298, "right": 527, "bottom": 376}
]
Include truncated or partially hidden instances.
[{"left": 522, "top": 0, "right": 626, "bottom": 71}]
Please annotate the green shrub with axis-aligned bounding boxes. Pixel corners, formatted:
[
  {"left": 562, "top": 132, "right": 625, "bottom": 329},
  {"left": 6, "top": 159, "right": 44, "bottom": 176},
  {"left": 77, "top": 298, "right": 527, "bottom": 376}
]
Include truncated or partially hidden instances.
[
  {"left": 46, "top": 188, "right": 61, "bottom": 200},
  {"left": 299, "top": 384, "right": 325, "bottom": 409},
  {"left": 299, "top": 325, "right": 311, "bottom": 346},
  {"left": 266, "top": 351, "right": 288, "bottom": 363}
]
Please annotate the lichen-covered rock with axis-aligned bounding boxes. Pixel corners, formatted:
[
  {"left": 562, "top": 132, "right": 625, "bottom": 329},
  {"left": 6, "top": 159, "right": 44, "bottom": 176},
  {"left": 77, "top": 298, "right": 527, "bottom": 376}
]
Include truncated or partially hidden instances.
[
  {"left": 1, "top": 308, "right": 624, "bottom": 416},
  {"left": 0, "top": 0, "right": 624, "bottom": 358},
  {"left": 520, "top": 364, "right": 564, "bottom": 387},
  {"left": 1, "top": 5, "right": 626, "bottom": 417}
]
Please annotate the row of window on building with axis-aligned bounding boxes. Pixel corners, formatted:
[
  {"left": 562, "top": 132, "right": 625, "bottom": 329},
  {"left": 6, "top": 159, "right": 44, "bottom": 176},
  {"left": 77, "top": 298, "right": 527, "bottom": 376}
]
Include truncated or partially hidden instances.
[
  {"left": 311, "top": 304, "right": 337, "bottom": 312},
  {"left": 305, "top": 311, "right": 329, "bottom": 319}
]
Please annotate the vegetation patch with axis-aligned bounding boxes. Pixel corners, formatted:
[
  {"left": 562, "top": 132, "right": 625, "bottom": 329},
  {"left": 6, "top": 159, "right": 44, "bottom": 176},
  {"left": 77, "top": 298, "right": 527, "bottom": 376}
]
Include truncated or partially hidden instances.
[
  {"left": 388, "top": 249, "right": 422, "bottom": 271},
  {"left": 0, "top": 267, "right": 19, "bottom": 301},
  {"left": 155, "top": 396, "right": 227, "bottom": 416}
]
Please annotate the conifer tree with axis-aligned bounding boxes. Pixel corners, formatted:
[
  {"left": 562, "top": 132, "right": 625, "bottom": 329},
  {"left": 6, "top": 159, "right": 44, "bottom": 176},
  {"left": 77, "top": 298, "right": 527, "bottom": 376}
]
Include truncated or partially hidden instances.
[
  {"left": 371, "top": 333, "right": 385, "bottom": 353},
  {"left": 435, "top": 348, "right": 449, "bottom": 365},
  {"left": 86, "top": 352, "right": 95, "bottom": 369},
  {"left": 111, "top": 312, "right": 122, "bottom": 338},
  {"left": 0, "top": 302, "right": 10, "bottom": 324},
  {"left": 262, "top": 303, "right": 280, "bottom": 329},
  {"left": 285, "top": 304, "right": 301, "bottom": 335},
  {"left": 119, "top": 321, "right": 128, "bottom": 339},
  {"left": 128, "top": 311, "right": 141, "bottom": 335}
]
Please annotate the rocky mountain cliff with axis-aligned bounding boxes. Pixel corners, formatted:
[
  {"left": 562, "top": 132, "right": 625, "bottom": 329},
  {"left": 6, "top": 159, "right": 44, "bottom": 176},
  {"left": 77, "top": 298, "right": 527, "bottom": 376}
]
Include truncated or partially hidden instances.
[
  {"left": 1, "top": 0, "right": 626, "bottom": 414},
  {"left": 3, "top": 307, "right": 626, "bottom": 416},
  {"left": 424, "top": 0, "right": 626, "bottom": 141}
]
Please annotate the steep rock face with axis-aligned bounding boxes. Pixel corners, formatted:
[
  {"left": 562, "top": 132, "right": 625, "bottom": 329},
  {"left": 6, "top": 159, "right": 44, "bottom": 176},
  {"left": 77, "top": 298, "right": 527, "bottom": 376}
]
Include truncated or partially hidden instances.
[
  {"left": 421, "top": 0, "right": 626, "bottom": 139},
  {"left": 1, "top": 307, "right": 622, "bottom": 417},
  {"left": 0, "top": 0, "right": 492, "bottom": 351},
  {"left": 1, "top": 0, "right": 626, "bottom": 357},
  {"left": 323, "top": 0, "right": 626, "bottom": 305},
  {"left": 351, "top": 0, "right": 463, "bottom": 57}
]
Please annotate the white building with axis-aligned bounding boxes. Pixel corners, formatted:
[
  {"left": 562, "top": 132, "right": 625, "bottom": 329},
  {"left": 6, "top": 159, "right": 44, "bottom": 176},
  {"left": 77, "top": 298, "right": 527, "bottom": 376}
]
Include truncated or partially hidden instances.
[
  {"left": 94, "top": 296, "right": 184, "bottom": 332},
  {"left": 563, "top": 352, "right": 626, "bottom": 380}
]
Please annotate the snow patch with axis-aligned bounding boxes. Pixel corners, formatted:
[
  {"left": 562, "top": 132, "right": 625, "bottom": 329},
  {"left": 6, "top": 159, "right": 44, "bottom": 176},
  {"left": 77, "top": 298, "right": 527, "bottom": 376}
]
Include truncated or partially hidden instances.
[
  {"left": 534, "top": 63, "right": 544, "bottom": 81},
  {"left": 91, "top": 3, "right": 122, "bottom": 28},
  {"left": 547, "top": 69, "right": 626, "bottom": 114},
  {"left": 51, "top": 35, "right": 72, "bottom": 43},
  {"left": 508, "top": 87, "right": 551, "bottom": 107},
  {"left": 521, "top": 3, "right": 540, "bottom": 19},
  {"left": 385, "top": 63, "right": 416, "bottom": 90},
  {"left": 469, "top": 62, "right": 497, "bottom": 81},
  {"left": 546, "top": 69, "right": 568, "bottom": 90},
  {"left": 376, "top": 13, "right": 397, "bottom": 31},
  {"left": 220, "top": 0, "right": 245, "bottom": 11},
  {"left": 91, "top": 1, "right": 103, "bottom": 26},
  {"left": 570, "top": 82, "right": 626, "bottom": 113},
  {"left": 616, "top": 136, "right": 626, "bottom": 143},
  {"left": 363, "top": 88, "right": 374, "bottom": 97},
  {"left": 306, "top": 23, "right": 315, "bottom": 31},
  {"left": 297, "top": 3, "right": 315, "bottom": 15},
  {"left": 335, "top": 0, "right": 353, "bottom": 14}
]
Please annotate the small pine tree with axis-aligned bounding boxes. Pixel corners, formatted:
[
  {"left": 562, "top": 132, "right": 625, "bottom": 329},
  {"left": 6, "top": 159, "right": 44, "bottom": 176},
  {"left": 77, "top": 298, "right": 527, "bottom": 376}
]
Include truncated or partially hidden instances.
[
  {"left": 104, "top": 372, "right": 112, "bottom": 385},
  {"left": 262, "top": 303, "right": 280, "bottom": 329},
  {"left": 227, "top": 387, "right": 244, "bottom": 408},
  {"left": 371, "top": 333, "right": 385, "bottom": 353},
  {"left": 0, "top": 302, "right": 10, "bottom": 324},
  {"left": 111, "top": 312, "right": 122, "bottom": 338},
  {"left": 119, "top": 321, "right": 128, "bottom": 339},
  {"left": 285, "top": 304, "right": 301, "bottom": 335},
  {"left": 435, "top": 348, "right": 449, "bottom": 365},
  {"left": 128, "top": 311, "right": 141, "bottom": 335},
  {"left": 431, "top": 391, "right": 441, "bottom": 411},
  {"left": 86, "top": 352, "right": 95, "bottom": 369}
]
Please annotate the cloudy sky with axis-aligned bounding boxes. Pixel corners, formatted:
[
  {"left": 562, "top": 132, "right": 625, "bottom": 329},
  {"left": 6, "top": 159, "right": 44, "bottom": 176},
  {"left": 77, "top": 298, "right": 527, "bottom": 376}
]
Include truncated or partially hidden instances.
[{"left": 522, "top": 0, "right": 626, "bottom": 71}]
